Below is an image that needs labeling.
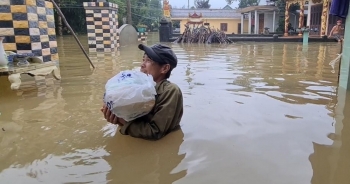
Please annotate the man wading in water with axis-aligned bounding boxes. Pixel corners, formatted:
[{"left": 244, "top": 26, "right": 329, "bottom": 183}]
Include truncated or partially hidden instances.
[
  {"left": 101, "top": 44, "right": 184, "bottom": 140},
  {"left": 328, "top": 20, "right": 345, "bottom": 42}
]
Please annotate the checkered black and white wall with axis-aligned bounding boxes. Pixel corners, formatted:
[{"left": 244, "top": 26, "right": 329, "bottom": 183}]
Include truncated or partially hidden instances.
[
  {"left": 0, "top": 0, "right": 58, "bottom": 62},
  {"left": 83, "top": 2, "right": 118, "bottom": 52}
]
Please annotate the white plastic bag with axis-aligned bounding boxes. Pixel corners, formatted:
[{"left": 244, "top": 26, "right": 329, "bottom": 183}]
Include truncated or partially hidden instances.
[{"left": 103, "top": 70, "right": 157, "bottom": 121}]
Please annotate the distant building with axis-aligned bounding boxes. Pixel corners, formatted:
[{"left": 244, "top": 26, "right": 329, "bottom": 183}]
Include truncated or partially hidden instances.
[
  {"left": 171, "top": 9, "right": 248, "bottom": 34},
  {"left": 238, "top": 5, "right": 279, "bottom": 34}
]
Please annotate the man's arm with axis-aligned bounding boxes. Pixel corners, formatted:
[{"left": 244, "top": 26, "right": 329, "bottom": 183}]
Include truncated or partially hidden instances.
[{"left": 119, "top": 86, "right": 183, "bottom": 140}]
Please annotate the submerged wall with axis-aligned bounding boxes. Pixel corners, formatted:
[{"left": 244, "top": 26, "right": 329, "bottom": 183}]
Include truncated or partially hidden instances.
[{"left": 0, "top": 0, "right": 58, "bottom": 62}]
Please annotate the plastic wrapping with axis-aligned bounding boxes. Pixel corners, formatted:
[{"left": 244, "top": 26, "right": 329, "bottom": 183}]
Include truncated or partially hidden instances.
[{"left": 103, "top": 70, "right": 157, "bottom": 121}]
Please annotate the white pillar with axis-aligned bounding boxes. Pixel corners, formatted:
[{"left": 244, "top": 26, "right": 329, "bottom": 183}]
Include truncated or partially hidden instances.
[
  {"left": 241, "top": 13, "right": 244, "bottom": 34},
  {"left": 307, "top": 1, "right": 312, "bottom": 26},
  {"left": 248, "top": 11, "right": 252, "bottom": 34},
  {"left": 273, "top": 11, "right": 276, "bottom": 32},
  {"left": 254, "top": 10, "right": 258, "bottom": 34}
]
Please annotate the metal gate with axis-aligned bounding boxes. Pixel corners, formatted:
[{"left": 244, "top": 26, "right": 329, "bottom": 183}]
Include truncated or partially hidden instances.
[{"left": 310, "top": 3, "right": 322, "bottom": 36}]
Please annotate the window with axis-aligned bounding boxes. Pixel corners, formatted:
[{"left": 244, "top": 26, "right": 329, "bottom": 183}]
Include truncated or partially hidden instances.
[{"left": 220, "top": 23, "right": 228, "bottom": 32}]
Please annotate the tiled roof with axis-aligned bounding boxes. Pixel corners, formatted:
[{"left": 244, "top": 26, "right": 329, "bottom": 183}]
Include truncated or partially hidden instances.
[
  {"left": 223, "top": 5, "right": 233, "bottom": 9},
  {"left": 171, "top": 9, "right": 241, "bottom": 19}
]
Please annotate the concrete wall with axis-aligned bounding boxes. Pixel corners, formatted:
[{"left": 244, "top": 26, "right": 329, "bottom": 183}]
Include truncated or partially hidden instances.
[
  {"left": 0, "top": 0, "right": 58, "bottom": 62},
  {"left": 243, "top": 19, "right": 249, "bottom": 33},
  {"left": 263, "top": 12, "right": 279, "bottom": 32},
  {"left": 178, "top": 19, "right": 243, "bottom": 34}
]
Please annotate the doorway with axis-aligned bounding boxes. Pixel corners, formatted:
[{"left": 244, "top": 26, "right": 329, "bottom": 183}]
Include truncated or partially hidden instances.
[{"left": 259, "top": 13, "right": 264, "bottom": 34}]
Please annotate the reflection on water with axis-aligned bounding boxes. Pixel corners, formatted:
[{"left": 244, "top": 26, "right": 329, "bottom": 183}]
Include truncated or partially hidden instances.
[{"left": 0, "top": 33, "right": 349, "bottom": 184}]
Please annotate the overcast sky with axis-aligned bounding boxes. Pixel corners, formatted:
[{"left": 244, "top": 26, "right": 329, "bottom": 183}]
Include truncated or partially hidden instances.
[{"left": 170, "top": 0, "right": 239, "bottom": 9}]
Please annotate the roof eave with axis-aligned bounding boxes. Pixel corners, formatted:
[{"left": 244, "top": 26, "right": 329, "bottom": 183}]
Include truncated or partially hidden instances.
[{"left": 238, "top": 5, "right": 279, "bottom": 13}]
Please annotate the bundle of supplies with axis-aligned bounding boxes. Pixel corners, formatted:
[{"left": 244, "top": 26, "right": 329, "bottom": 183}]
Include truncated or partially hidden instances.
[{"left": 103, "top": 70, "right": 157, "bottom": 121}]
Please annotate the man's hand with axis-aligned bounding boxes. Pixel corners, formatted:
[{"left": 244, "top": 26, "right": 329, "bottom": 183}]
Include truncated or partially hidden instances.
[{"left": 101, "top": 105, "right": 125, "bottom": 126}]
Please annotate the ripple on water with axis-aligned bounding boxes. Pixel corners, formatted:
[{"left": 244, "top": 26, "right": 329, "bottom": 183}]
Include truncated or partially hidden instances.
[{"left": 0, "top": 36, "right": 348, "bottom": 184}]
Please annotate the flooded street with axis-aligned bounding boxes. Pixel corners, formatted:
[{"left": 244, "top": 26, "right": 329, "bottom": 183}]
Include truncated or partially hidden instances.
[{"left": 0, "top": 33, "right": 350, "bottom": 184}]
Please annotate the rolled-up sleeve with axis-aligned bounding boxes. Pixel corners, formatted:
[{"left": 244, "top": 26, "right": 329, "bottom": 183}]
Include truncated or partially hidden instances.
[{"left": 119, "top": 85, "right": 183, "bottom": 140}]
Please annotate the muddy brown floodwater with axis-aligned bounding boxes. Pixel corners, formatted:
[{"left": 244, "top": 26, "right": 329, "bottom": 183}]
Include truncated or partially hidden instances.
[{"left": 0, "top": 33, "right": 350, "bottom": 184}]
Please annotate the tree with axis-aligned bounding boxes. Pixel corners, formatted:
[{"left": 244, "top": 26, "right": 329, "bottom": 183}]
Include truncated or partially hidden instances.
[
  {"left": 194, "top": 0, "right": 211, "bottom": 9},
  {"left": 147, "top": 0, "right": 162, "bottom": 30},
  {"left": 275, "top": 0, "right": 300, "bottom": 32},
  {"left": 108, "top": 0, "right": 162, "bottom": 30},
  {"left": 225, "top": 0, "right": 260, "bottom": 8},
  {"left": 56, "top": 0, "right": 90, "bottom": 35},
  {"left": 127, "top": 0, "right": 132, "bottom": 24}
]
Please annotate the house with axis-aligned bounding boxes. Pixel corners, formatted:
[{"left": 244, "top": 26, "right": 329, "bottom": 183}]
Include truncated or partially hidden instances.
[
  {"left": 238, "top": 5, "right": 279, "bottom": 34},
  {"left": 170, "top": 9, "right": 248, "bottom": 34}
]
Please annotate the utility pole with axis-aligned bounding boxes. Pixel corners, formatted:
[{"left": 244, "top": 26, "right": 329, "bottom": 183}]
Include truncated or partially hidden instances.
[
  {"left": 188, "top": 0, "right": 189, "bottom": 8},
  {"left": 127, "top": 0, "right": 132, "bottom": 25}
]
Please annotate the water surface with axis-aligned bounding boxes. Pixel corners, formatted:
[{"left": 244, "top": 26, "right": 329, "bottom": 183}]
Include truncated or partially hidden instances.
[{"left": 0, "top": 33, "right": 349, "bottom": 184}]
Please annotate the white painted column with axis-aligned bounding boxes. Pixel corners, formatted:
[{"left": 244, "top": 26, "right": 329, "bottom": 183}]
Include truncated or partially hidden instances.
[
  {"left": 273, "top": 11, "right": 276, "bottom": 32},
  {"left": 241, "top": 13, "right": 244, "bottom": 34},
  {"left": 248, "top": 11, "right": 252, "bottom": 34},
  {"left": 254, "top": 10, "right": 258, "bottom": 34},
  {"left": 307, "top": 1, "right": 313, "bottom": 26}
]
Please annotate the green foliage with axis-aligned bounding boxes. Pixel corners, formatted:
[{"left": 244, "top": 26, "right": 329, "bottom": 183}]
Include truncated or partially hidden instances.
[
  {"left": 226, "top": 0, "right": 234, "bottom": 4},
  {"left": 238, "top": 0, "right": 260, "bottom": 8},
  {"left": 57, "top": 0, "right": 87, "bottom": 34},
  {"left": 172, "top": 21, "right": 180, "bottom": 28},
  {"left": 109, "top": 0, "right": 162, "bottom": 31},
  {"left": 225, "top": 0, "right": 260, "bottom": 8},
  {"left": 290, "top": 3, "right": 300, "bottom": 12},
  {"left": 275, "top": 0, "right": 286, "bottom": 32},
  {"left": 56, "top": 0, "right": 162, "bottom": 34},
  {"left": 108, "top": 0, "right": 126, "bottom": 27},
  {"left": 194, "top": 0, "right": 211, "bottom": 9},
  {"left": 275, "top": 0, "right": 300, "bottom": 33}
]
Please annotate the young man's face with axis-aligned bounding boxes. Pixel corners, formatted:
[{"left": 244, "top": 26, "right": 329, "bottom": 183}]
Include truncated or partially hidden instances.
[
  {"left": 140, "top": 54, "right": 170, "bottom": 82},
  {"left": 337, "top": 21, "right": 342, "bottom": 25}
]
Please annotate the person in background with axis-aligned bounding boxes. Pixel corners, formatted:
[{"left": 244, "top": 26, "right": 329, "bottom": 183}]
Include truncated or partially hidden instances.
[
  {"left": 328, "top": 20, "right": 345, "bottom": 42},
  {"left": 101, "top": 44, "right": 184, "bottom": 140}
]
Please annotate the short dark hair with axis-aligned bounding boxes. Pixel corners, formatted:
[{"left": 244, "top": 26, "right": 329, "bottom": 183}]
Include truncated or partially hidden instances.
[{"left": 165, "top": 69, "right": 172, "bottom": 78}]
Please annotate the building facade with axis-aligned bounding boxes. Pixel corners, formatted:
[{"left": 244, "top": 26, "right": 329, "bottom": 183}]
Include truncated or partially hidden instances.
[
  {"left": 286, "top": 0, "right": 346, "bottom": 36},
  {"left": 171, "top": 9, "right": 247, "bottom": 34},
  {"left": 238, "top": 5, "right": 279, "bottom": 34}
]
